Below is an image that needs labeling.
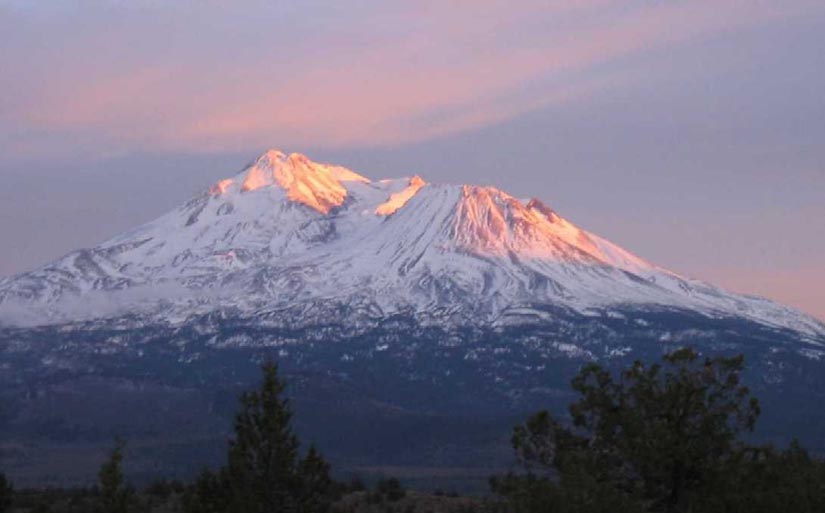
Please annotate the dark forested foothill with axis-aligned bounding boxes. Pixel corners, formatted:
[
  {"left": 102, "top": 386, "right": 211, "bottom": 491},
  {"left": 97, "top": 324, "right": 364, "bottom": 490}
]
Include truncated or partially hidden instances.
[{"left": 2, "top": 349, "right": 825, "bottom": 513}]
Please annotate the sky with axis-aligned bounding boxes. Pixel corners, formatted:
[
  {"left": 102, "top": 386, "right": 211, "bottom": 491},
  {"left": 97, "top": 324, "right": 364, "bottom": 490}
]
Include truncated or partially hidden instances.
[{"left": 0, "top": 0, "right": 823, "bottom": 320}]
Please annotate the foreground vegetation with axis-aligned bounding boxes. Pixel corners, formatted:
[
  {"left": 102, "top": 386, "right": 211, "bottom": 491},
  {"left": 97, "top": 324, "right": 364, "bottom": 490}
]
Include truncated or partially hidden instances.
[
  {"left": 2, "top": 349, "right": 825, "bottom": 512},
  {"left": 491, "top": 348, "right": 825, "bottom": 512}
]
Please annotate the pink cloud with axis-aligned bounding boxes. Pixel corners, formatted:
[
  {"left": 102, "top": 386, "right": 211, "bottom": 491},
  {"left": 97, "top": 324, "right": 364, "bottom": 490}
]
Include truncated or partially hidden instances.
[{"left": 3, "top": 0, "right": 822, "bottom": 158}]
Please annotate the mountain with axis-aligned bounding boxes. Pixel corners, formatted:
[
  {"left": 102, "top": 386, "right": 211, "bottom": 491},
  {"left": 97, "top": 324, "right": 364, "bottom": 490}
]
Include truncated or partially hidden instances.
[
  {"left": 1, "top": 150, "right": 824, "bottom": 489},
  {"left": 1, "top": 149, "right": 821, "bottom": 338}
]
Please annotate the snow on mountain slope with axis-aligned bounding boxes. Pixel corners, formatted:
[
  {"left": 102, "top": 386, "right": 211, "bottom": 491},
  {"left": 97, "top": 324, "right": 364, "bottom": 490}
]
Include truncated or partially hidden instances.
[{"left": 0, "top": 149, "right": 823, "bottom": 342}]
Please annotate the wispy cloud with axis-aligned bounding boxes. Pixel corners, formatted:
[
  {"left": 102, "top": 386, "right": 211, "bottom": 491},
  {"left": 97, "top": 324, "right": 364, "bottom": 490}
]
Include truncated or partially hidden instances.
[{"left": 1, "top": 0, "right": 821, "bottom": 159}]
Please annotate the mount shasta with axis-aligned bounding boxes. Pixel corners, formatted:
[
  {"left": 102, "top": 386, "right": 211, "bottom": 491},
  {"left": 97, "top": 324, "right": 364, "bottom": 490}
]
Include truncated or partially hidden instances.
[{"left": 1, "top": 150, "right": 824, "bottom": 488}]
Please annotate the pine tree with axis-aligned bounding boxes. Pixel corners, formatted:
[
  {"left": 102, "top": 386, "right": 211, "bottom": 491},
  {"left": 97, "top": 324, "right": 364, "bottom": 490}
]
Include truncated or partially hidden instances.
[
  {"left": 0, "top": 472, "right": 12, "bottom": 513},
  {"left": 183, "top": 468, "right": 230, "bottom": 513},
  {"left": 186, "top": 362, "right": 333, "bottom": 513},
  {"left": 568, "top": 348, "right": 759, "bottom": 511},
  {"left": 298, "top": 445, "right": 333, "bottom": 513},
  {"left": 98, "top": 437, "right": 132, "bottom": 513},
  {"left": 495, "top": 348, "right": 762, "bottom": 513},
  {"left": 226, "top": 362, "right": 302, "bottom": 512}
]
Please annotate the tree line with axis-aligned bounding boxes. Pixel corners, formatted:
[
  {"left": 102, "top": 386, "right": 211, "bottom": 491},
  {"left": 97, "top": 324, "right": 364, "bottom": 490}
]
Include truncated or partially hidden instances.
[{"left": 2, "top": 348, "right": 825, "bottom": 512}]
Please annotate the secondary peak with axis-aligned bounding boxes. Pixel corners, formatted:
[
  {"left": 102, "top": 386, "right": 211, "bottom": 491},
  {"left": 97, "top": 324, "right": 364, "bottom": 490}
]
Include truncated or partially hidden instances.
[{"left": 375, "top": 175, "right": 427, "bottom": 216}]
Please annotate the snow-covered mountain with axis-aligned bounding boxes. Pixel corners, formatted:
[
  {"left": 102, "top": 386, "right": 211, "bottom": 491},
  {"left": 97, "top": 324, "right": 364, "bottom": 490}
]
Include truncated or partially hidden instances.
[
  {"left": 1, "top": 149, "right": 823, "bottom": 342},
  {"left": 3, "top": 149, "right": 825, "bottom": 487}
]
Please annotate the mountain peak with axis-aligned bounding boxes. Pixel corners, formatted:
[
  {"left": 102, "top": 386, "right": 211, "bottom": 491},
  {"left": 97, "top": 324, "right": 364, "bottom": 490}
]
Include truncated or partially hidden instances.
[
  {"left": 257, "top": 148, "right": 288, "bottom": 163},
  {"left": 211, "top": 149, "right": 371, "bottom": 214}
]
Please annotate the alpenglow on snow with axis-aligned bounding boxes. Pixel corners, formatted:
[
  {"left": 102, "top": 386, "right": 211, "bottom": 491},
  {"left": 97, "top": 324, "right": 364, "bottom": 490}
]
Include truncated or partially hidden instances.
[{"left": 0, "top": 149, "right": 823, "bottom": 343}]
